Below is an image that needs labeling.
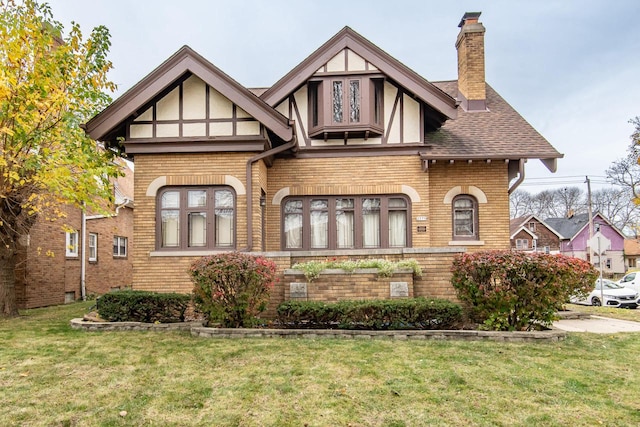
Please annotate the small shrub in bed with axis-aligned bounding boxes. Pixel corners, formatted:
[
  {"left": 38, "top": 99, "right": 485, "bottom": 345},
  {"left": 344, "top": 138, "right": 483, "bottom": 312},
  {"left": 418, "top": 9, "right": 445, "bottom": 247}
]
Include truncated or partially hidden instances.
[
  {"left": 276, "top": 298, "right": 462, "bottom": 330},
  {"left": 189, "top": 252, "right": 277, "bottom": 327},
  {"left": 451, "top": 250, "right": 597, "bottom": 331},
  {"left": 97, "top": 290, "right": 191, "bottom": 323}
]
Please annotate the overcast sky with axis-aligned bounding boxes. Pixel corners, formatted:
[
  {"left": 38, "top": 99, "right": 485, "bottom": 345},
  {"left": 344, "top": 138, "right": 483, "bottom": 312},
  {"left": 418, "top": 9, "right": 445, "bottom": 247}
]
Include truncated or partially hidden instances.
[{"left": 46, "top": 0, "right": 640, "bottom": 193}]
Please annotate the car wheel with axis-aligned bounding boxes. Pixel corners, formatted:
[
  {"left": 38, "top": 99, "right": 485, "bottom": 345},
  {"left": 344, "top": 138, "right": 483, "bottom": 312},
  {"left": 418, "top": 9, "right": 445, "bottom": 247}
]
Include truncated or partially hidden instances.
[{"left": 591, "top": 297, "right": 602, "bottom": 307}]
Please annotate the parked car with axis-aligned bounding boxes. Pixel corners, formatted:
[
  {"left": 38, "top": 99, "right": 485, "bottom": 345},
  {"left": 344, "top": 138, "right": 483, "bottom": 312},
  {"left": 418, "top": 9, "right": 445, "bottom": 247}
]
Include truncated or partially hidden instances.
[
  {"left": 617, "top": 270, "right": 640, "bottom": 293},
  {"left": 571, "top": 279, "right": 639, "bottom": 309}
]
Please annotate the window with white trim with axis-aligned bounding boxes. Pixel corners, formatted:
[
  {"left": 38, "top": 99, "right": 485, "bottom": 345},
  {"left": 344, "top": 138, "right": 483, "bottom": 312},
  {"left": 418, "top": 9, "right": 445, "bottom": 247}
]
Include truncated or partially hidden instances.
[
  {"left": 89, "top": 233, "right": 98, "bottom": 262},
  {"left": 113, "top": 236, "right": 127, "bottom": 258},
  {"left": 516, "top": 239, "right": 529, "bottom": 250},
  {"left": 66, "top": 231, "right": 79, "bottom": 257},
  {"left": 157, "top": 186, "right": 235, "bottom": 250},
  {"left": 283, "top": 195, "right": 409, "bottom": 250}
]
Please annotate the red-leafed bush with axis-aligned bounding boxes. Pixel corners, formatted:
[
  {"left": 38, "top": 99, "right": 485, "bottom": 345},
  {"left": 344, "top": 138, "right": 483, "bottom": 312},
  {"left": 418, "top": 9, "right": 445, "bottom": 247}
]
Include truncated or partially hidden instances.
[
  {"left": 451, "top": 251, "right": 597, "bottom": 331},
  {"left": 189, "top": 252, "right": 277, "bottom": 327}
]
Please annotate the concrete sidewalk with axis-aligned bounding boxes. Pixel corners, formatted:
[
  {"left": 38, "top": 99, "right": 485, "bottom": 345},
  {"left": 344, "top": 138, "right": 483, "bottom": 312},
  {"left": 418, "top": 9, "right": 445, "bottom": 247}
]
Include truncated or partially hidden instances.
[{"left": 553, "top": 316, "right": 640, "bottom": 333}]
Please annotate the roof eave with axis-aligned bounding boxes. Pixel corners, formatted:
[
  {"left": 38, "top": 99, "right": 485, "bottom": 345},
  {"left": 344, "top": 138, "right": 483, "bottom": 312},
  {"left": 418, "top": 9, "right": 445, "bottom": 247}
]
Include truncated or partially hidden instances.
[
  {"left": 261, "top": 27, "right": 458, "bottom": 120},
  {"left": 85, "top": 46, "right": 293, "bottom": 143}
]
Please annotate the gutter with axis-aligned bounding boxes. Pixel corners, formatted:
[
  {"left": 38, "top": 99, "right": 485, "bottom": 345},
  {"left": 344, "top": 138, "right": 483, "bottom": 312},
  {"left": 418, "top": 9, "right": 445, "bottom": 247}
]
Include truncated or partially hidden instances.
[
  {"left": 80, "top": 197, "right": 132, "bottom": 300},
  {"left": 239, "top": 137, "right": 297, "bottom": 252},
  {"left": 508, "top": 159, "right": 525, "bottom": 194},
  {"left": 80, "top": 208, "right": 87, "bottom": 301}
]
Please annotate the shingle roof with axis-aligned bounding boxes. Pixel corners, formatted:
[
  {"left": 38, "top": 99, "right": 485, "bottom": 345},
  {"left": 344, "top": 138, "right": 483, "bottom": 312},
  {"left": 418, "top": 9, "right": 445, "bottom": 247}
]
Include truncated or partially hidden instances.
[
  {"left": 423, "top": 81, "right": 562, "bottom": 161},
  {"left": 545, "top": 213, "right": 590, "bottom": 240},
  {"left": 510, "top": 216, "right": 529, "bottom": 235},
  {"left": 624, "top": 239, "right": 640, "bottom": 256}
]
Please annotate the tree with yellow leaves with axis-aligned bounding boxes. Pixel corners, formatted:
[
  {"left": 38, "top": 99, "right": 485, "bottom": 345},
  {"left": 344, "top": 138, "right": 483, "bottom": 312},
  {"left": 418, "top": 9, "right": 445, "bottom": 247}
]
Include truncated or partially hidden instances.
[{"left": 0, "top": 0, "right": 120, "bottom": 316}]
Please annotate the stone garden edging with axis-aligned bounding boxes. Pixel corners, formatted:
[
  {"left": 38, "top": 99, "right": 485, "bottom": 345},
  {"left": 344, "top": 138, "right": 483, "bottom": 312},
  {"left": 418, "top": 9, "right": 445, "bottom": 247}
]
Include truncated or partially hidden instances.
[{"left": 70, "top": 318, "right": 566, "bottom": 342}]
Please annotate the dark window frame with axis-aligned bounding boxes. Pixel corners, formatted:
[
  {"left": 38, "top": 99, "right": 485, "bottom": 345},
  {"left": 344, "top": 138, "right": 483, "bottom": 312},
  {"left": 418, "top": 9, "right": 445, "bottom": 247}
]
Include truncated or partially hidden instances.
[
  {"left": 308, "top": 76, "right": 384, "bottom": 140},
  {"left": 156, "top": 186, "right": 236, "bottom": 251},
  {"left": 452, "top": 194, "right": 479, "bottom": 241},
  {"left": 281, "top": 194, "right": 411, "bottom": 251}
]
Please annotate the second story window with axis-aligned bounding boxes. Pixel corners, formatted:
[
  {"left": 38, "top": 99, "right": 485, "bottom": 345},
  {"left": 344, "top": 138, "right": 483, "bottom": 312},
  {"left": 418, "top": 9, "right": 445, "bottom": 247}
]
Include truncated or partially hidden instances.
[{"left": 309, "top": 77, "right": 383, "bottom": 140}]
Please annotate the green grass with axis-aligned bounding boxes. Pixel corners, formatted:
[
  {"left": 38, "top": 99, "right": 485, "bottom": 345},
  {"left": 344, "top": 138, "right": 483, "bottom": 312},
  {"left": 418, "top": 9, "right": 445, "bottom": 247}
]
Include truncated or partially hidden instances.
[
  {"left": 2, "top": 302, "right": 640, "bottom": 426},
  {"left": 566, "top": 302, "right": 640, "bottom": 322}
]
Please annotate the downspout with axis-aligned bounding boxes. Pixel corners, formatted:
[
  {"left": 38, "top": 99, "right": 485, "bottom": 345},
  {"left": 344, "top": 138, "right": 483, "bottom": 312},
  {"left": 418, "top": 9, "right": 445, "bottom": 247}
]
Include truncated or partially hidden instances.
[
  {"left": 80, "top": 206, "right": 87, "bottom": 301},
  {"left": 81, "top": 198, "right": 131, "bottom": 299},
  {"left": 240, "top": 138, "right": 297, "bottom": 252},
  {"left": 508, "top": 159, "right": 526, "bottom": 194}
]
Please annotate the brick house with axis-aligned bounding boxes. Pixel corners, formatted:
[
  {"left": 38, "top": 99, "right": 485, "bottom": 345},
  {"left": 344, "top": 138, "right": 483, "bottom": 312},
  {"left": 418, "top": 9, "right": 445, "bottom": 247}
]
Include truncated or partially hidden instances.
[
  {"left": 84, "top": 13, "right": 561, "bottom": 311},
  {"left": 545, "top": 212, "right": 626, "bottom": 275},
  {"left": 509, "top": 214, "right": 561, "bottom": 253},
  {"left": 623, "top": 238, "right": 640, "bottom": 271},
  {"left": 15, "top": 161, "right": 134, "bottom": 309}
]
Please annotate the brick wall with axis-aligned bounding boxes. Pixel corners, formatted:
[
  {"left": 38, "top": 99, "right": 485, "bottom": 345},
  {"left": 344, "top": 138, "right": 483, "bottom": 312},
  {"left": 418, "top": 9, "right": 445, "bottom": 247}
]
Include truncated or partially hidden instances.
[
  {"left": 266, "top": 154, "right": 431, "bottom": 250},
  {"left": 15, "top": 204, "right": 133, "bottom": 309},
  {"left": 130, "top": 151, "right": 507, "bottom": 316},
  {"left": 428, "top": 161, "right": 510, "bottom": 249},
  {"left": 283, "top": 270, "right": 414, "bottom": 301},
  {"left": 132, "top": 153, "right": 254, "bottom": 293}
]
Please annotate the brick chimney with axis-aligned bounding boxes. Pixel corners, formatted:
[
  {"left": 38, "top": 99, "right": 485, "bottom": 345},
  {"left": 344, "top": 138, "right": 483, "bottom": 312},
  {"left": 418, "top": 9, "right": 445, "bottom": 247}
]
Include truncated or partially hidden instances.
[{"left": 456, "top": 12, "right": 486, "bottom": 111}]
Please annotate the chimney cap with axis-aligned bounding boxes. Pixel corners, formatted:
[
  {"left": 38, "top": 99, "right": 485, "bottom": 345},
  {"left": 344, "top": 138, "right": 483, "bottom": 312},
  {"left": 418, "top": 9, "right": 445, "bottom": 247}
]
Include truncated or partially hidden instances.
[{"left": 458, "top": 11, "right": 482, "bottom": 28}]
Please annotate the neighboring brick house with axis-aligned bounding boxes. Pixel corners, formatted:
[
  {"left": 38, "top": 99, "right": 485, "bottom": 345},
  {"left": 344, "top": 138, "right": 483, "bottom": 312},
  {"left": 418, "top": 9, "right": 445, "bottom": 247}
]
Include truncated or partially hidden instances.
[
  {"left": 623, "top": 238, "right": 640, "bottom": 271},
  {"left": 509, "top": 214, "right": 561, "bottom": 253},
  {"left": 15, "top": 161, "right": 134, "bottom": 309},
  {"left": 545, "top": 212, "right": 626, "bottom": 275},
  {"left": 84, "top": 13, "right": 561, "bottom": 310}
]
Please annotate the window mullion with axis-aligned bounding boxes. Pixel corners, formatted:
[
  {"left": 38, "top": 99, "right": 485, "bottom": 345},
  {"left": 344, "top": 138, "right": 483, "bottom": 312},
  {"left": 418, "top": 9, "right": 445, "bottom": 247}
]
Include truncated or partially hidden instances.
[
  {"left": 380, "top": 197, "right": 389, "bottom": 248},
  {"left": 354, "top": 197, "right": 362, "bottom": 249}
]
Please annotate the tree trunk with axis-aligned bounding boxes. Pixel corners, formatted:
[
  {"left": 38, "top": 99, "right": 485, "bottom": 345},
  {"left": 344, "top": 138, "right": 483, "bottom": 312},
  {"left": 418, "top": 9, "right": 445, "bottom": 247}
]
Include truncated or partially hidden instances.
[{"left": 0, "top": 247, "right": 19, "bottom": 317}]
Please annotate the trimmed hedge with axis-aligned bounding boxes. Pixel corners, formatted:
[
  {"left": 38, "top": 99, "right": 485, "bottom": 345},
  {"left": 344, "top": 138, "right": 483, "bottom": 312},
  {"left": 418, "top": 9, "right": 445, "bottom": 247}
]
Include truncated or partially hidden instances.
[
  {"left": 96, "top": 290, "right": 191, "bottom": 323},
  {"left": 451, "top": 250, "right": 598, "bottom": 331},
  {"left": 276, "top": 298, "right": 462, "bottom": 330}
]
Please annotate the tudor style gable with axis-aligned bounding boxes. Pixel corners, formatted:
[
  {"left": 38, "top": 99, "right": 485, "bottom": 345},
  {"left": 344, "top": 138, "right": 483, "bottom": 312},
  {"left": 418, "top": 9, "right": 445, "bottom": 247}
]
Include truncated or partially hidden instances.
[
  {"left": 85, "top": 46, "right": 293, "bottom": 155},
  {"left": 125, "top": 74, "right": 267, "bottom": 153},
  {"left": 262, "top": 27, "right": 458, "bottom": 150}
]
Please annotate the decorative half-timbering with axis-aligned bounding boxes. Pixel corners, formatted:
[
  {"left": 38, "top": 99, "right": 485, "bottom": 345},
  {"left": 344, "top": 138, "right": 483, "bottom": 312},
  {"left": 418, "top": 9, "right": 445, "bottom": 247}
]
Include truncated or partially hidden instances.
[{"left": 85, "top": 13, "right": 563, "bottom": 314}]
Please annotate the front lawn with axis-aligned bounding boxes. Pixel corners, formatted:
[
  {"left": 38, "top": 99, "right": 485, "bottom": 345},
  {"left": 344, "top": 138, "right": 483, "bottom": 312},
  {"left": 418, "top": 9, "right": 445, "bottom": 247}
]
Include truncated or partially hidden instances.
[
  {"left": 566, "top": 302, "right": 640, "bottom": 322},
  {"left": 1, "top": 302, "right": 639, "bottom": 426}
]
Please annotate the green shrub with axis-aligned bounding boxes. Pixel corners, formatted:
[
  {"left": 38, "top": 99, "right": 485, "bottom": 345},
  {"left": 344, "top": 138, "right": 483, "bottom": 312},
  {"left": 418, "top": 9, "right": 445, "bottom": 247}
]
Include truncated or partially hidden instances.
[
  {"left": 450, "top": 250, "right": 598, "bottom": 331},
  {"left": 276, "top": 298, "right": 462, "bottom": 330},
  {"left": 291, "top": 258, "right": 422, "bottom": 282},
  {"left": 97, "top": 290, "right": 191, "bottom": 323},
  {"left": 189, "top": 252, "right": 277, "bottom": 327}
]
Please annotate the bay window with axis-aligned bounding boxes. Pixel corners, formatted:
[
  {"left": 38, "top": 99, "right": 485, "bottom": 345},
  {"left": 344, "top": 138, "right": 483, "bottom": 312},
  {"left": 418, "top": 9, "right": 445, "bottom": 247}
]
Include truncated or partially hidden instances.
[
  {"left": 282, "top": 195, "right": 409, "bottom": 250},
  {"left": 308, "top": 76, "right": 383, "bottom": 139},
  {"left": 158, "top": 186, "right": 235, "bottom": 250}
]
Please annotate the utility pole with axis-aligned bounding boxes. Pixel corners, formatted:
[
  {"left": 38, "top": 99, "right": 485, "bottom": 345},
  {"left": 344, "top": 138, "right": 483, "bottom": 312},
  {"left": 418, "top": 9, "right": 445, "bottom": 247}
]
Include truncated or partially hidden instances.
[
  {"left": 586, "top": 175, "right": 595, "bottom": 266},
  {"left": 586, "top": 175, "right": 594, "bottom": 240}
]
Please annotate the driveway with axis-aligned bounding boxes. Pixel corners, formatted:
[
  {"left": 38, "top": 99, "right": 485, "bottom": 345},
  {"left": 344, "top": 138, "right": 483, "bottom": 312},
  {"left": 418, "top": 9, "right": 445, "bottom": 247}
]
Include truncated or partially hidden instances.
[{"left": 553, "top": 316, "right": 640, "bottom": 333}]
